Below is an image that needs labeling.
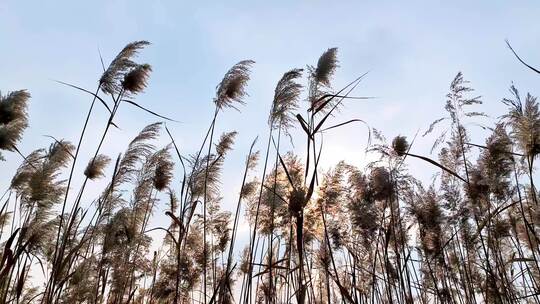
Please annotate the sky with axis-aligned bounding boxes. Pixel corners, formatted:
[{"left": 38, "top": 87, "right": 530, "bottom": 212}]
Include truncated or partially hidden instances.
[{"left": 1, "top": 0, "right": 540, "bottom": 263}]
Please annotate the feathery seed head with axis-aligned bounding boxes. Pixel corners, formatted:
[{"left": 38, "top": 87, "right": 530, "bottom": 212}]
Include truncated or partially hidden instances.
[
  {"left": 47, "top": 140, "right": 74, "bottom": 167},
  {"left": 84, "top": 154, "right": 111, "bottom": 180},
  {"left": 247, "top": 150, "right": 260, "bottom": 170},
  {"left": 240, "top": 180, "right": 258, "bottom": 199},
  {"left": 10, "top": 149, "right": 42, "bottom": 190},
  {"left": 215, "top": 60, "right": 254, "bottom": 110},
  {"left": 0, "top": 90, "right": 30, "bottom": 153},
  {"left": 369, "top": 167, "right": 393, "bottom": 201},
  {"left": 481, "top": 124, "right": 513, "bottom": 201},
  {"left": 467, "top": 167, "right": 489, "bottom": 202},
  {"left": 100, "top": 41, "right": 150, "bottom": 95},
  {"left": 314, "top": 48, "right": 339, "bottom": 86},
  {"left": 289, "top": 187, "right": 306, "bottom": 216},
  {"left": 122, "top": 64, "right": 152, "bottom": 94},
  {"left": 153, "top": 150, "right": 174, "bottom": 191},
  {"left": 216, "top": 131, "right": 237, "bottom": 156},
  {"left": 503, "top": 87, "right": 540, "bottom": 158},
  {"left": 0, "top": 90, "right": 30, "bottom": 125},
  {"left": 270, "top": 69, "right": 303, "bottom": 130},
  {"left": 392, "top": 135, "right": 409, "bottom": 157},
  {"left": 0, "top": 120, "right": 27, "bottom": 151},
  {"left": 308, "top": 48, "right": 339, "bottom": 111}
]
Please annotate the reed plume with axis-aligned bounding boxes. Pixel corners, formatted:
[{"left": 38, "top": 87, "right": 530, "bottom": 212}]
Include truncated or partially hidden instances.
[
  {"left": 0, "top": 90, "right": 30, "bottom": 155},
  {"left": 0, "top": 90, "right": 30, "bottom": 125},
  {"left": 122, "top": 63, "right": 152, "bottom": 95},
  {"left": 308, "top": 48, "right": 338, "bottom": 109},
  {"left": 100, "top": 41, "right": 150, "bottom": 95},
  {"left": 84, "top": 154, "right": 110, "bottom": 180},
  {"left": 270, "top": 69, "right": 303, "bottom": 132},
  {"left": 215, "top": 60, "right": 255, "bottom": 110},
  {"left": 216, "top": 131, "right": 238, "bottom": 156},
  {"left": 153, "top": 147, "right": 174, "bottom": 191},
  {"left": 503, "top": 85, "right": 540, "bottom": 158},
  {"left": 313, "top": 48, "right": 339, "bottom": 87}
]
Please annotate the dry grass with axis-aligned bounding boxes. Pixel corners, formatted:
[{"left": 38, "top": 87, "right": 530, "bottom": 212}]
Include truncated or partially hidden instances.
[{"left": 0, "top": 40, "right": 539, "bottom": 304}]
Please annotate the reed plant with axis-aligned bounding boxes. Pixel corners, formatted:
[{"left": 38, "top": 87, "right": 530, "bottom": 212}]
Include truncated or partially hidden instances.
[{"left": 0, "top": 40, "right": 540, "bottom": 304}]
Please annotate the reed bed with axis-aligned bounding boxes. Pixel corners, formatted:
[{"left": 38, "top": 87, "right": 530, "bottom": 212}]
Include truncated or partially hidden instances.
[{"left": 0, "top": 40, "right": 539, "bottom": 304}]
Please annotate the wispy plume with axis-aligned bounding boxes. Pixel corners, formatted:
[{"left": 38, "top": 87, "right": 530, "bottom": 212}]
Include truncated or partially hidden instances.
[
  {"left": 84, "top": 154, "right": 111, "bottom": 180},
  {"left": 269, "top": 68, "right": 303, "bottom": 132},
  {"left": 216, "top": 131, "right": 238, "bottom": 156},
  {"left": 100, "top": 41, "right": 150, "bottom": 95},
  {"left": 503, "top": 85, "right": 540, "bottom": 158},
  {"left": 313, "top": 48, "right": 339, "bottom": 86},
  {"left": 0, "top": 90, "right": 30, "bottom": 154},
  {"left": 214, "top": 60, "right": 255, "bottom": 110},
  {"left": 153, "top": 147, "right": 174, "bottom": 191},
  {"left": 122, "top": 63, "right": 152, "bottom": 95}
]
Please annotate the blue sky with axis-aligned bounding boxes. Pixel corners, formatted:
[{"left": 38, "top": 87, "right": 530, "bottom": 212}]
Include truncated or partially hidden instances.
[{"left": 1, "top": 1, "right": 540, "bottom": 251}]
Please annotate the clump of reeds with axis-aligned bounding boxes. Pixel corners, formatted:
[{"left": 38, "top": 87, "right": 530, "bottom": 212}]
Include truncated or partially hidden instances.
[{"left": 3, "top": 40, "right": 540, "bottom": 304}]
